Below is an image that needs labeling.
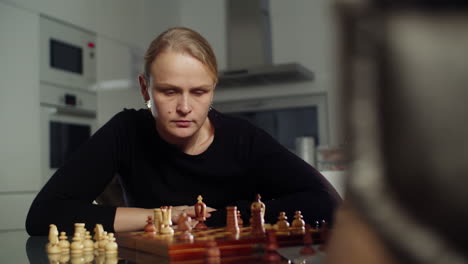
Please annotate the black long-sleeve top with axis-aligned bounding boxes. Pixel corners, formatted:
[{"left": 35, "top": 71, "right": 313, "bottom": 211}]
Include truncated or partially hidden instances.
[{"left": 26, "top": 108, "right": 340, "bottom": 235}]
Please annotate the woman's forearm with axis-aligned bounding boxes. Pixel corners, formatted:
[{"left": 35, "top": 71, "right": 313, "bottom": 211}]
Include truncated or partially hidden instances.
[{"left": 114, "top": 207, "right": 154, "bottom": 232}]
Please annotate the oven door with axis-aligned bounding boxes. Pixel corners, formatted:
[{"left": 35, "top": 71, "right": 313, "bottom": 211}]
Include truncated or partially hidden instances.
[{"left": 40, "top": 105, "right": 97, "bottom": 184}]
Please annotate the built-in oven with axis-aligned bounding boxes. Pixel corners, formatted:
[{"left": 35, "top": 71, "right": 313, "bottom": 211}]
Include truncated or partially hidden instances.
[
  {"left": 214, "top": 93, "right": 329, "bottom": 167},
  {"left": 40, "top": 15, "right": 96, "bottom": 91},
  {"left": 40, "top": 83, "right": 97, "bottom": 184}
]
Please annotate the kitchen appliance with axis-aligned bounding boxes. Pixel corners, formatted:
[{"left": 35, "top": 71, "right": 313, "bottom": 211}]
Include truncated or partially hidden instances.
[
  {"left": 40, "top": 84, "right": 97, "bottom": 183},
  {"left": 217, "top": 0, "right": 314, "bottom": 88},
  {"left": 214, "top": 93, "right": 328, "bottom": 153},
  {"left": 40, "top": 15, "right": 96, "bottom": 91},
  {"left": 39, "top": 16, "right": 98, "bottom": 183}
]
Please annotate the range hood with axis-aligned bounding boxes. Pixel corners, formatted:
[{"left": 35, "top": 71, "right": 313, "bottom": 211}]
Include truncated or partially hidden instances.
[{"left": 217, "top": 0, "right": 314, "bottom": 88}]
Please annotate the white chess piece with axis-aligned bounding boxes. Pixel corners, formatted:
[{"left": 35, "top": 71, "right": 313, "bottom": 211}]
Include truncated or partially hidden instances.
[
  {"left": 83, "top": 231, "right": 94, "bottom": 252},
  {"left": 58, "top": 232, "right": 70, "bottom": 252},
  {"left": 105, "top": 233, "right": 118, "bottom": 254},
  {"left": 154, "top": 208, "right": 163, "bottom": 234},
  {"left": 70, "top": 232, "right": 84, "bottom": 254},
  {"left": 160, "top": 207, "right": 174, "bottom": 235},
  {"left": 47, "top": 224, "right": 61, "bottom": 254},
  {"left": 98, "top": 231, "right": 109, "bottom": 252}
]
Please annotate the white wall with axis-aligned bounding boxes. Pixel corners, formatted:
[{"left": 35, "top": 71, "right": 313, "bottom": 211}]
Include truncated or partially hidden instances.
[
  {"left": 0, "top": 1, "right": 41, "bottom": 231},
  {"left": 179, "top": 0, "right": 227, "bottom": 71},
  {"left": 95, "top": 0, "right": 181, "bottom": 125},
  {"left": 270, "top": 0, "right": 341, "bottom": 145},
  {"left": 0, "top": 0, "right": 98, "bottom": 32}
]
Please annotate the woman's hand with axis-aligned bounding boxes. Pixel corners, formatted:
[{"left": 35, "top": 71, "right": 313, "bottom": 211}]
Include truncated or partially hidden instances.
[{"left": 171, "top": 205, "right": 216, "bottom": 223}]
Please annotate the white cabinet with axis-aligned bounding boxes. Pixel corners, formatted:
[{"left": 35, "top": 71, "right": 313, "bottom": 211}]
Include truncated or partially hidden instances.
[
  {"left": 0, "top": 2, "right": 41, "bottom": 193},
  {"left": 0, "top": 193, "right": 36, "bottom": 230},
  {"left": 0, "top": 0, "right": 98, "bottom": 32}
]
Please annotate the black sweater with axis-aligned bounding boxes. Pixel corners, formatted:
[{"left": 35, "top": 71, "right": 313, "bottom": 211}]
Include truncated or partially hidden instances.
[{"left": 26, "top": 109, "right": 340, "bottom": 235}]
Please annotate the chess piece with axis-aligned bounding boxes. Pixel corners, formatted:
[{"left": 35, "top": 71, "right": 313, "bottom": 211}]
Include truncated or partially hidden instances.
[
  {"left": 276, "top": 212, "right": 290, "bottom": 232},
  {"left": 70, "top": 253, "right": 85, "bottom": 264},
  {"left": 70, "top": 232, "right": 84, "bottom": 254},
  {"left": 225, "top": 206, "right": 240, "bottom": 234},
  {"left": 205, "top": 239, "right": 221, "bottom": 264},
  {"left": 47, "top": 224, "right": 61, "bottom": 254},
  {"left": 177, "top": 212, "right": 194, "bottom": 241},
  {"left": 250, "top": 207, "right": 265, "bottom": 236},
  {"left": 319, "top": 220, "right": 329, "bottom": 251},
  {"left": 83, "top": 251, "right": 94, "bottom": 263},
  {"left": 58, "top": 232, "right": 70, "bottom": 252},
  {"left": 263, "top": 230, "right": 281, "bottom": 263},
  {"left": 194, "top": 195, "right": 208, "bottom": 230},
  {"left": 83, "top": 231, "right": 94, "bottom": 252},
  {"left": 160, "top": 206, "right": 174, "bottom": 235},
  {"left": 104, "top": 253, "right": 119, "bottom": 264},
  {"left": 93, "top": 224, "right": 104, "bottom": 249},
  {"left": 59, "top": 252, "right": 70, "bottom": 263},
  {"left": 74, "top": 223, "right": 86, "bottom": 242},
  {"left": 47, "top": 252, "right": 61, "bottom": 263},
  {"left": 291, "top": 211, "right": 306, "bottom": 234},
  {"left": 300, "top": 225, "right": 316, "bottom": 255},
  {"left": 153, "top": 208, "right": 163, "bottom": 234},
  {"left": 314, "top": 220, "right": 320, "bottom": 231},
  {"left": 237, "top": 210, "right": 244, "bottom": 228},
  {"left": 105, "top": 233, "right": 118, "bottom": 254},
  {"left": 98, "top": 231, "right": 109, "bottom": 252},
  {"left": 144, "top": 215, "right": 157, "bottom": 234},
  {"left": 251, "top": 194, "right": 266, "bottom": 219}
]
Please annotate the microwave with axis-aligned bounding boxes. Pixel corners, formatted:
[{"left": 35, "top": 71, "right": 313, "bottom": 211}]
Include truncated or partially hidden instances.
[{"left": 40, "top": 16, "right": 96, "bottom": 90}]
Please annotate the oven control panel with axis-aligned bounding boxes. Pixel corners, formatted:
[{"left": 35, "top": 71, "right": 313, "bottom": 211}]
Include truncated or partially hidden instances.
[{"left": 40, "top": 83, "right": 97, "bottom": 114}]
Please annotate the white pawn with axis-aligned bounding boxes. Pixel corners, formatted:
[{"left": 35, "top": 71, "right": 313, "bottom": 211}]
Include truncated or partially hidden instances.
[
  {"left": 47, "top": 224, "right": 61, "bottom": 254},
  {"left": 105, "top": 233, "right": 118, "bottom": 254},
  {"left": 70, "top": 232, "right": 84, "bottom": 254},
  {"left": 98, "top": 231, "right": 108, "bottom": 252},
  {"left": 83, "top": 231, "right": 94, "bottom": 252},
  {"left": 58, "top": 232, "right": 70, "bottom": 252}
]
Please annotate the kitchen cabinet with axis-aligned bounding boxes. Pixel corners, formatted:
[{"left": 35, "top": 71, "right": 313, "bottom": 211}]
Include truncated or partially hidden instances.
[
  {"left": 0, "top": 1, "right": 41, "bottom": 193},
  {"left": 0, "top": 2, "right": 41, "bottom": 232}
]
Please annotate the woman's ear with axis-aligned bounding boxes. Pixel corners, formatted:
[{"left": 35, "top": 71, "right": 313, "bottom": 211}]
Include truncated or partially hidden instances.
[{"left": 138, "top": 74, "right": 150, "bottom": 101}]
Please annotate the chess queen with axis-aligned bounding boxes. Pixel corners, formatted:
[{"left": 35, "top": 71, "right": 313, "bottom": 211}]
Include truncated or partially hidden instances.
[{"left": 26, "top": 27, "right": 340, "bottom": 236}]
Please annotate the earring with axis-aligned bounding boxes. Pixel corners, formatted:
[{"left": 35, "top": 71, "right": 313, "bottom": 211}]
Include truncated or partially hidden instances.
[{"left": 145, "top": 100, "right": 152, "bottom": 109}]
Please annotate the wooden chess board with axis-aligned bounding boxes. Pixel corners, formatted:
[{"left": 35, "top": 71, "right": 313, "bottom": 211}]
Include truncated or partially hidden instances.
[{"left": 115, "top": 226, "right": 321, "bottom": 261}]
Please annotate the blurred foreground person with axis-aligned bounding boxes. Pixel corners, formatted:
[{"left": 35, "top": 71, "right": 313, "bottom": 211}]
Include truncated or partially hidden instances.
[{"left": 327, "top": 1, "right": 468, "bottom": 263}]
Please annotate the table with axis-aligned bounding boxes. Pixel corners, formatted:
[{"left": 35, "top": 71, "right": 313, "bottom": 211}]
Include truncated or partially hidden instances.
[{"left": 0, "top": 230, "right": 325, "bottom": 263}]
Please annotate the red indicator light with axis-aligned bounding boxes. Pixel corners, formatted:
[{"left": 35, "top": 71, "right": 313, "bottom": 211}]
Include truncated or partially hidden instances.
[{"left": 88, "top": 42, "right": 95, "bottom": 48}]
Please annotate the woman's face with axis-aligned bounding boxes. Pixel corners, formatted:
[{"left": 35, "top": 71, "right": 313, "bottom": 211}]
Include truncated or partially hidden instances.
[{"left": 141, "top": 51, "right": 215, "bottom": 143}]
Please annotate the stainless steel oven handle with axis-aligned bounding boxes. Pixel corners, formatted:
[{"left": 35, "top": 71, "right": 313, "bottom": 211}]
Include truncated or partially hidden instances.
[{"left": 42, "top": 103, "right": 96, "bottom": 118}]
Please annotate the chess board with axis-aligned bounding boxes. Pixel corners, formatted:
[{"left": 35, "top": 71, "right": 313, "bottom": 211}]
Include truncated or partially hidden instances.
[{"left": 115, "top": 226, "right": 321, "bottom": 261}]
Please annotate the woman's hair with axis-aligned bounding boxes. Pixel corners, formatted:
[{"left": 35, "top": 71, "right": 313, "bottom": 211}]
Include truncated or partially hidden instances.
[{"left": 143, "top": 27, "right": 218, "bottom": 84}]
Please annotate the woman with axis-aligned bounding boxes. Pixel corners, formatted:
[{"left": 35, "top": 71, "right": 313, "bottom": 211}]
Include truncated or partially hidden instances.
[{"left": 26, "top": 27, "right": 340, "bottom": 236}]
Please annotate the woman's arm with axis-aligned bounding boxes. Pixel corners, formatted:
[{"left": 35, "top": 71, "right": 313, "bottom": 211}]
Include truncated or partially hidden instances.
[
  {"left": 113, "top": 206, "right": 216, "bottom": 232},
  {"left": 247, "top": 126, "right": 342, "bottom": 225}
]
